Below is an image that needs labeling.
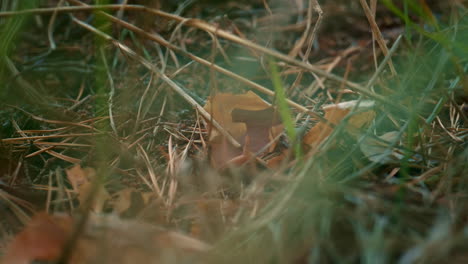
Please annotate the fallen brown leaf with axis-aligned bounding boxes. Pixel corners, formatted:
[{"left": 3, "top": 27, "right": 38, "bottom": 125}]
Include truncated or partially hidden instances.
[
  {"left": 203, "top": 91, "right": 283, "bottom": 167},
  {"left": 1, "top": 212, "right": 211, "bottom": 264},
  {"left": 1, "top": 212, "right": 73, "bottom": 264}
]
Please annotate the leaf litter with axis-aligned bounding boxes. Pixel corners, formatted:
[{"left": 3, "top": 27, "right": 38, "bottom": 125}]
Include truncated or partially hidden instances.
[{"left": 0, "top": 1, "right": 466, "bottom": 264}]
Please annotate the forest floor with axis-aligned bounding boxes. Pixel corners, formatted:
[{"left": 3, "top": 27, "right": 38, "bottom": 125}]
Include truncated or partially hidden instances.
[{"left": 0, "top": 1, "right": 467, "bottom": 263}]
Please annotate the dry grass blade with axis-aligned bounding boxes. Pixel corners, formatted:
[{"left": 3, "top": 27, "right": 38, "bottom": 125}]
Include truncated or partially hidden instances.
[
  {"left": 365, "top": 34, "right": 402, "bottom": 90},
  {"left": 359, "top": 0, "right": 397, "bottom": 75},
  {"left": 46, "top": 0, "right": 65, "bottom": 50},
  {"left": 66, "top": 0, "right": 324, "bottom": 121},
  {"left": 1, "top": 133, "right": 96, "bottom": 143},
  {"left": 142, "top": 8, "right": 400, "bottom": 107},
  {"left": 10, "top": 119, "right": 81, "bottom": 164},
  {"left": 0, "top": 189, "right": 32, "bottom": 225},
  {"left": 7, "top": 105, "right": 96, "bottom": 130},
  {"left": 136, "top": 144, "right": 162, "bottom": 197},
  {"left": 1, "top": 2, "right": 399, "bottom": 109},
  {"left": 4, "top": 57, "right": 48, "bottom": 106},
  {"left": 0, "top": 4, "right": 142, "bottom": 17},
  {"left": 18, "top": 142, "right": 91, "bottom": 147},
  {"left": 288, "top": 0, "right": 323, "bottom": 59},
  {"left": 69, "top": 12, "right": 242, "bottom": 149},
  {"left": 99, "top": 48, "right": 119, "bottom": 136}
]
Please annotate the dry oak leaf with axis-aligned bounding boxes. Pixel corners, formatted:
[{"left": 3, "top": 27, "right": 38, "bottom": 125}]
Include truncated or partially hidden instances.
[
  {"left": 203, "top": 91, "right": 283, "bottom": 166},
  {"left": 66, "top": 165, "right": 109, "bottom": 213},
  {"left": 303, "top": 100, "right": 375, "bottom": 147}
]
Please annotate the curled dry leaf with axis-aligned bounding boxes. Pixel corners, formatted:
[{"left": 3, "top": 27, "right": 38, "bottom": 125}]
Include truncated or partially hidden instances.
[
  {"left": 1, "top": 212, "right": 211, "bottom": 264},
  {"left": 203, "top": 91, "right": 283, "bottom": 167},
  {"left": 303, "top": 100, "right": 376, "bottom": 148},
  {"left": 66, "top": 165, "right": 109, "bottom": 213}
]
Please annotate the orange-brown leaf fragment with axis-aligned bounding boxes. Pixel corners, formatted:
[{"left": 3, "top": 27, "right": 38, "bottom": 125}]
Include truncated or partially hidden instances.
[
  {"left": 203, "top": 91, "right": 283, "bottom": 167},
  {"left": 2, "top": 213, "right": 211, "bottom": 264},
  {"left": 66, "top": 165, "right": 109, "bottom": 212},
  {"left": 232, "top": 106, "right": 282, "bottom": 152},
  {"left": 303, "top": 100, "right": 375, "bottom": 147},
  {"left": 1, "top": 212, "right": 73, "bottom": 264}
]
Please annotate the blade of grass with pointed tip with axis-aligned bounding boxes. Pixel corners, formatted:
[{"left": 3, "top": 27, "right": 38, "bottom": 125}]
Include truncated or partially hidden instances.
[{"left": 269, "top": 57, "right": 302, "bottom": 159}]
